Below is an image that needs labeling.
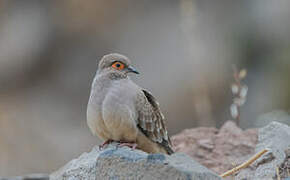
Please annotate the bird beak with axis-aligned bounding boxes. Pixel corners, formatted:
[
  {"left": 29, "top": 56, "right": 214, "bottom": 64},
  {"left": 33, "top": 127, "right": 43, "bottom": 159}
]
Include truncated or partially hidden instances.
[{"left": 127, "top": 66, "right": 139, "bottom": 74}]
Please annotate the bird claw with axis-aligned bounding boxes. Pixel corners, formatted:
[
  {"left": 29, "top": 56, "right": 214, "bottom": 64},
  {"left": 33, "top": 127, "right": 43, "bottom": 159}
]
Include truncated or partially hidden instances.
[
  {"left": 99, "top": 140, "right": 137, "bottom": 151},
  {"left": 99, "top": 139, "right": 114, "bottom": 150},
  {"left": 117, "top": 142, "right": 138, "bottom": 150}
]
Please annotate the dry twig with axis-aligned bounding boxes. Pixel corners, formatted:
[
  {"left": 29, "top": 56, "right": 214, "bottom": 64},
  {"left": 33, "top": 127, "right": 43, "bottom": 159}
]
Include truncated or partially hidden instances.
[
  {"left": 220, "top": 149, "right": 269, "bottom": 178},
  {"left": 276, "top": 166, "right": 281, "bottom": 180},
  {"left": 230, "top": 65, "right": 248, "bottom": 126}
]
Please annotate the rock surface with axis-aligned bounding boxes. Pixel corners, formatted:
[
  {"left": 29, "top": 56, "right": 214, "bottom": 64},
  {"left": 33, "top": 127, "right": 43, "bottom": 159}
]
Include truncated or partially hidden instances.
[
  {"left": 237, "top": 121, "right": 290, "bottom": 179},
  {"left": 171, "top": 119, "right": 290, "bottom": 179},
  {"left": 4, "top": 113, "right": 290, "bottom": 179},
  {"left": 0, "top": 174, "right": 49, "bottom": 180},
  {"left": 50, "top": 144, "right": 221, "bottom": 180},
  {"left": 254, "top": 110, "right": 290, "bottom": 128},
  {"left": 171, "top": 121, "right": 258, "bottom": 174}
]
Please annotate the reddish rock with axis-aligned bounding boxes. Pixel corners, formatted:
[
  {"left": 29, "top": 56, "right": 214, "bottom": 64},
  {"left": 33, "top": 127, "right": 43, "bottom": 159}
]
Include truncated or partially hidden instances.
[{"left": 171, "top": 121, "right": 258, "bottom": 174}]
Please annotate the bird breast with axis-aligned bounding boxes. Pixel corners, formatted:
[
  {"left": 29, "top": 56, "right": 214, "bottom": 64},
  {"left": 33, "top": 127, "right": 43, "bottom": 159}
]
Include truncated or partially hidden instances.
[
  {"left": 87, "top": 77, "right": 139, "bottom": 141},
  {"left": 101, "top": 80, "right": 138, "bottom": 129}
]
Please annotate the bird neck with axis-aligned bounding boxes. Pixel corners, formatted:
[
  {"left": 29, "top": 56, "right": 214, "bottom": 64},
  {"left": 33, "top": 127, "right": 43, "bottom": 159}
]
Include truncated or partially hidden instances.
[
  {"left": 97, "top": 70, "right": 128, "bottom": 81},
  {"left": 89, "top": 72, "right": 130, "bottom": 108},
  {"left": 92, "top": 72, "right": 129, "bottom": 92}
]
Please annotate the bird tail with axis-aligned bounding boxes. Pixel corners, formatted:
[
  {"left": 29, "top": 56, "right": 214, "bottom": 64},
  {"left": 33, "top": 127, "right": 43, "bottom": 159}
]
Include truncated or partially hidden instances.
[
  {"left": 165, "top": 146, "right": 174, "bottom": 155},
  {"left": 160, "top": 141, "right": 174, "bottom": 155}
]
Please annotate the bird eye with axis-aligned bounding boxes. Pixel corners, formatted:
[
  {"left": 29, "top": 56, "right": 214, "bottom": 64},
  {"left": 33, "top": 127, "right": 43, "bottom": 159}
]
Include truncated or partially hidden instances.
[{"left": 112, "top": 62, "right": 125, "bottom": 70}]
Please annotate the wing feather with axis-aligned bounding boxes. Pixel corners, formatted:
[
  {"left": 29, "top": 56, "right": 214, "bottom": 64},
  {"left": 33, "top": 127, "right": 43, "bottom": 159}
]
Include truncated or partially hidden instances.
[{"left": 136, "top": 89, "right": 174, "bottom": 154}]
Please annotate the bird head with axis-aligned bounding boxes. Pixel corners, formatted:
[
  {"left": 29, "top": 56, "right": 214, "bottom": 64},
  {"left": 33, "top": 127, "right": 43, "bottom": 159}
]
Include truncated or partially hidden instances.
[{"left": 97, "top": 53, "right": 139, "bottom": 79}]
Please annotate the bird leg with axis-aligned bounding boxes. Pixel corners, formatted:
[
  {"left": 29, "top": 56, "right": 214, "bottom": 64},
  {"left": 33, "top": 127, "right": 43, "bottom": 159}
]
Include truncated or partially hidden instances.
[
  {"left": 99, "top": 139, "right": 114, "bottom": 150},
  {"left": 117, "top": 141, "right": 138, "bottom": 150}
]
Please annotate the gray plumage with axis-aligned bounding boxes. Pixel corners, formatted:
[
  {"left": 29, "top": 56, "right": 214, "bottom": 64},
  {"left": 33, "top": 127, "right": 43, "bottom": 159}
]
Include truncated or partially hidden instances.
[{"left": 87, "top": 53, "right": 173, "bottom": 154}]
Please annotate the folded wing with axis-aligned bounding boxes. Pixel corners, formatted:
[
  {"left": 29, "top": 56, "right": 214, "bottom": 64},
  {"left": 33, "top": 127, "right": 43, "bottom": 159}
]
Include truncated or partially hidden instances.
[{"left": 135, "top": 89, "right": 174, "bottom": 154}]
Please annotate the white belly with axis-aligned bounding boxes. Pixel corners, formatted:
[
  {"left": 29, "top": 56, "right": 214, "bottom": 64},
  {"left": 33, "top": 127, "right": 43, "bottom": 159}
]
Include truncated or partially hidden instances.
[
  {"left": 87, "top": 106, "right": 110, "bottom": 140},
  {"left": 102, "top": 104, "right": 138, "bottom": 141},
  {"left": 87, "top": 103, "right": 138, "bottom": 142}
]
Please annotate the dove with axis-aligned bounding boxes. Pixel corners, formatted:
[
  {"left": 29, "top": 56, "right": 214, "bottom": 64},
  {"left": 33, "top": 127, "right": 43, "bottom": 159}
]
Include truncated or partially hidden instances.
[{"left": 87, "top": 53, "right": 174, "bottom": 154}]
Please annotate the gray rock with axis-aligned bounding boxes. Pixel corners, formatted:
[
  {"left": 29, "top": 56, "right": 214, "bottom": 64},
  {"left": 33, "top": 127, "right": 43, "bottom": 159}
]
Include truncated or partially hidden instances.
[
  {"left": 50, "top": 144, "right": 221, "bottom": 180},
  {"left": 254, "top": 110, "right": 290, "bottom": 128},
  {"left": 0, "top": 174, "right": 49, "bottom": 180},
  {"left": 237, "top": 121, "right": 290, "bottom": 179}
]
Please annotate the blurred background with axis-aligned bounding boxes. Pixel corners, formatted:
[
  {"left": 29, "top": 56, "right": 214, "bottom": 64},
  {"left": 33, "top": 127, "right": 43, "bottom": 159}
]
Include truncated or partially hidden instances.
[{"left": 0, "top": 0, "right": 290, "bottom": 176}]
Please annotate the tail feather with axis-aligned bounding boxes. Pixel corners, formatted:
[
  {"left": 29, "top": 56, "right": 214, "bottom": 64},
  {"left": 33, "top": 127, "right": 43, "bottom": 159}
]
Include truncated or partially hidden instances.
[{"left": 160, "top": 141, "right": 174, "bottom": 155}]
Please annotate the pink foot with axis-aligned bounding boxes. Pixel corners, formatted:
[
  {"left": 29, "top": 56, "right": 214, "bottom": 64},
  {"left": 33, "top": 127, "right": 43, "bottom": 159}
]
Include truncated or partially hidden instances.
[
  {"left": 117, "top": 142, "right": 138, "bottom": 150},
  {"left": 99, "top": 139, "right": 114, "bottom": 150}
]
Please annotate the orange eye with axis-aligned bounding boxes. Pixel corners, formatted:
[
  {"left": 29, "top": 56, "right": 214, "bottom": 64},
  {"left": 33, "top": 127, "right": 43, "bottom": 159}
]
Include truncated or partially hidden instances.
[{"left": 112, "top": 62, "right": 125, "bottom": 70}]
